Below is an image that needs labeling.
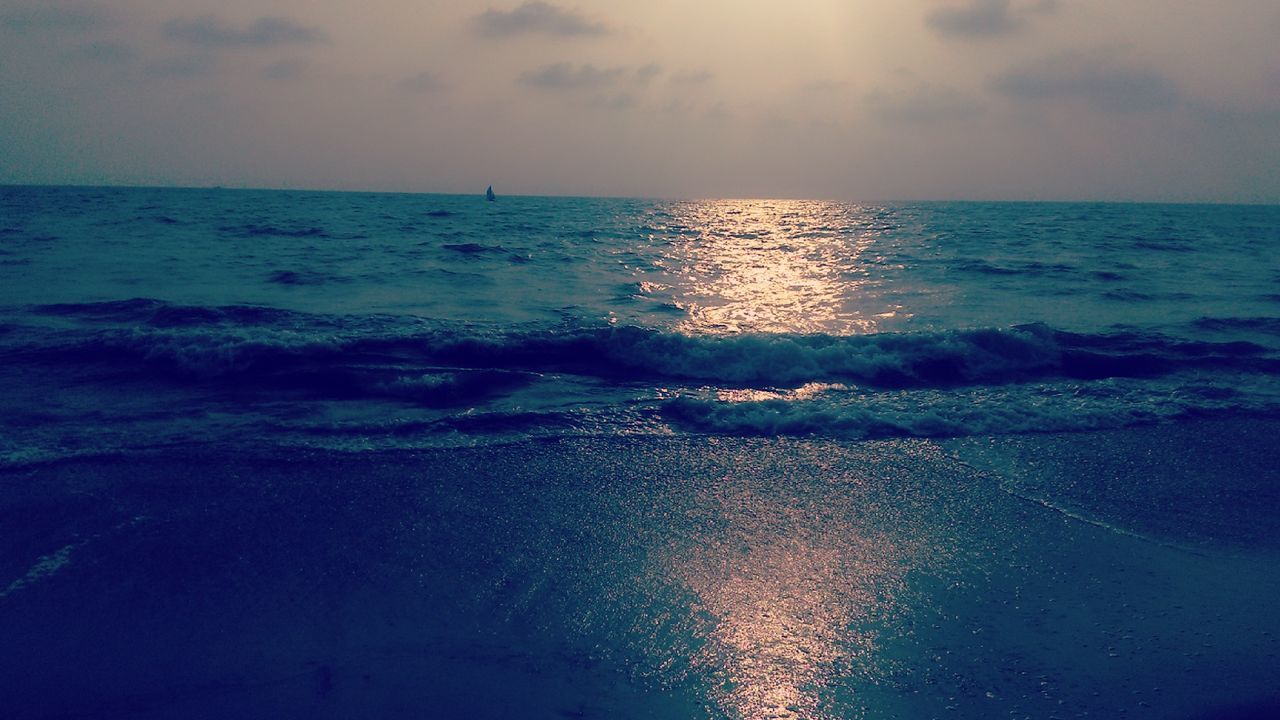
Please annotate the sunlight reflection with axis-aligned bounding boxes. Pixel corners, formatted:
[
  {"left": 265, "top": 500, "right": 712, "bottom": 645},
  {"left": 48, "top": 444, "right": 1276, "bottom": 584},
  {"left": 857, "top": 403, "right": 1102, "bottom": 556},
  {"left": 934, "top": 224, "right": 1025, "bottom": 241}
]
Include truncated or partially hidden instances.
[
  {"left": 655, "top": 200, "right": 903, "bottom": 335},
  {"left": 670, "top": 472, "right": 913, "bottom": 720},
  {"left": 715, "top": 382, "right": 849, "bottom": 404}
]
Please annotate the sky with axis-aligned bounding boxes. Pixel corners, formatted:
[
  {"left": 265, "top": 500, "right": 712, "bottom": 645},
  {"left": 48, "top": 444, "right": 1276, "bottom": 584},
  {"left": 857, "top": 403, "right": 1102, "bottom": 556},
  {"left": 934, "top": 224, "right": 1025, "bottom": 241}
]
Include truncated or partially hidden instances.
[{"left": 1, "top": 0, "right": 1278, "bottom": 202}]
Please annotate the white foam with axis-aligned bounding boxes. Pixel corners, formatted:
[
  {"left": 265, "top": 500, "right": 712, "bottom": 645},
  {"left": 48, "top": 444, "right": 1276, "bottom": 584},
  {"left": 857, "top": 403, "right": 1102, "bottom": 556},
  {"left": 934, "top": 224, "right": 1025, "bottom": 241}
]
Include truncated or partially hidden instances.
[{"left": 0, "top": 544, "right": 76, "bottom": 599}]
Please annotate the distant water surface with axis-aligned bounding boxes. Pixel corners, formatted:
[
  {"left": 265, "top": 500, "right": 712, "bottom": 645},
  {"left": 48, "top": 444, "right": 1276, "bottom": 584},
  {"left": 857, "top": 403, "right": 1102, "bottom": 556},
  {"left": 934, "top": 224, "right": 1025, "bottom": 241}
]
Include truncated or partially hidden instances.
[{"left": 1, "top": 186, "right": 1277, "bottom": 461}]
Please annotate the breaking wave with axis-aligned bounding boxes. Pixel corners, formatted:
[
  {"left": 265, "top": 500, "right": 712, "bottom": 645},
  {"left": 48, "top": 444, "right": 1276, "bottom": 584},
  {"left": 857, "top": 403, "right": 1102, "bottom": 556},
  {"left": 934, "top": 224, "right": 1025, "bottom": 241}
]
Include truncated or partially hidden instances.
[
  {"left": 661, "top": 381, "right": 1280, "bottom": 440},
  {"left": 9, "top": 300, "right": 1280, "bottom": 394}
]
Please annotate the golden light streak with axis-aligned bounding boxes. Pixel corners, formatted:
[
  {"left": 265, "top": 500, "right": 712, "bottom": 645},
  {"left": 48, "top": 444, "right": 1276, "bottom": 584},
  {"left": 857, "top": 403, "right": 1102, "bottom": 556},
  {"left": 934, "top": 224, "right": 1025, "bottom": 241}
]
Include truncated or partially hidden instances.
[{"left": 654, "top": 200, "right": 902, "bottom": 336}]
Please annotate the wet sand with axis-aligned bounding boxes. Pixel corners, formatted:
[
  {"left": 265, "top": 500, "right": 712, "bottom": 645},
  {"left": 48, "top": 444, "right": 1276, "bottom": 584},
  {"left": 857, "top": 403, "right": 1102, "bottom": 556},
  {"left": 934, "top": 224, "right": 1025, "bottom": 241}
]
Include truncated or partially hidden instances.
[{"left": 2, "top": 421, "right": 1278, "bottom": 719}]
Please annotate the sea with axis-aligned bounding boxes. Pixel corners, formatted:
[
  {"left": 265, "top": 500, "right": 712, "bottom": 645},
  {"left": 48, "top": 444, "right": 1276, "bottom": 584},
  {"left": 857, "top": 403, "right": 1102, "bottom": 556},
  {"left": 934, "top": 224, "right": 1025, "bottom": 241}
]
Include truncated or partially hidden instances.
[
  {"left": 4, "top": 185, "right": 1280, "bottom": 719},
  {"left": 0, "top": 185, "right": 1277, "bottom": 464}
]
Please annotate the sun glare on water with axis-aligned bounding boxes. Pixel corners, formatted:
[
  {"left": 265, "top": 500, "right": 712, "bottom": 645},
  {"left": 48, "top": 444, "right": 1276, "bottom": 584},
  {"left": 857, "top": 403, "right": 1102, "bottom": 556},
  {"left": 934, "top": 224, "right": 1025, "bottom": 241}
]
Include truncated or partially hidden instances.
[
  {"left": 663, "top": 457, "right": 919, "bottom": 720},
  {"left": 658, "top": 200, "right": 904, "bottom": 336}
]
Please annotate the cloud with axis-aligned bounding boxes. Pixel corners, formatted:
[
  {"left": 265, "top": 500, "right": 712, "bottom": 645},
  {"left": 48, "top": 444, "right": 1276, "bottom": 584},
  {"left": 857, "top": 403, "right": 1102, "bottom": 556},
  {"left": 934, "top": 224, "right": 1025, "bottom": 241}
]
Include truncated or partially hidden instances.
[
  {"left": 474, "top": 2, "right": 611, "bottom": 38},
  {"left": 927, "top": 0, "right": 1021, "bottom": 38},
  {"left": 398, "top": 71, "right": 445, "bottom": 94},
  {"left": 635, "top": 63, "right": 663, "bottom": 84},
  {"left": 145, "top": 54, "right": 217, "bottom": 78},
  {"left": 801, "top": 80, "right": 847, "bottom": 94},
  {"left": 866, "top": 84, "right": 982, "bottom": 124},
  {"left": 991, "top": 52, "right": 1181, "bottom": 112},
  {"left": 163, "top": 16, "right": 328, "bottom": 48},
  {"left": 1189, "top": 101, "right": 1280, "bottom": 128},
  {"left": 262, "top": 59, "right": 307, "bottom": 81},
  {"left": 520, "top": 63, "right": 623, "bottom": 89},
  {"left": 704, "top": 101, "right": 731, "bottom": 121},
  {"left": 0, "top": 2, "right": 106, "bottom": 32},
  {"left": 926, "top": 0, "right": 1057, "bottom": 39},
  {"left": 670, "top": 70, "right": 713, "bottom": 86},
  {"left": 66, "top": 41, "right": 136, "bottom": 64},
  {"left": 590, "top": 93, "right": 636, "bottom": 111},
  {"left": 519, "top": 63, "right": 657, "bottom": 90}
]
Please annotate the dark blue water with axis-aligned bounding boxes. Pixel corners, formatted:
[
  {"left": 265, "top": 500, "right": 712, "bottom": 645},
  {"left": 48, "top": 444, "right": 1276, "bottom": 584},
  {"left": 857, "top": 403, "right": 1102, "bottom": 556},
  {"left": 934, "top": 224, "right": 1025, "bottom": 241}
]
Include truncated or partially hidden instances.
[
  {"left": 1, "top": 185, "right": 1278, "bottom": 462},
  {"left": 5, "top": 186, "right": 1280, "bottom": 720}
]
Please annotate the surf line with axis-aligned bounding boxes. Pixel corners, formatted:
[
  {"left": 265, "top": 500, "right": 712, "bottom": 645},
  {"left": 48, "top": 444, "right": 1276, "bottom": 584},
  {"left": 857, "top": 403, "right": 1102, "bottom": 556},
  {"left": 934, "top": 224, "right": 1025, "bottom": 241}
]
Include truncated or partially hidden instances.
[
  {"left": 0, "top": 516, "right": 151, "bottom": 600},
  {"left": 1001, "top": 482, "right": 1208, "bottom": 556},
  {"left": 953, "top": 457, "right": 1209, "bottom": 557},
  {"left": 0, "top": 543, "right": 78, "bottom": 600}
]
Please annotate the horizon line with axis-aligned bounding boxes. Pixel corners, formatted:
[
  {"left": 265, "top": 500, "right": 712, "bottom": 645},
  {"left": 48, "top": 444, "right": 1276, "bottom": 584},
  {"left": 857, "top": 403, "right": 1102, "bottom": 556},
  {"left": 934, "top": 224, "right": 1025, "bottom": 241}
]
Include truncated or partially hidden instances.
[{"left": 2, "top": 181, "right": 1277, "bottom": 208}]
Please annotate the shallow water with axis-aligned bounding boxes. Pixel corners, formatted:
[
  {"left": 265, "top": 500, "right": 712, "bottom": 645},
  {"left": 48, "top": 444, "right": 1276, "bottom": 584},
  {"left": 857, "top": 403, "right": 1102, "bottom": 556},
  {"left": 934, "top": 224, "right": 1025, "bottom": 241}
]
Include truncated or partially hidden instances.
[{"left": 3, "top": 433, "right": 1278, "bottom": 719}]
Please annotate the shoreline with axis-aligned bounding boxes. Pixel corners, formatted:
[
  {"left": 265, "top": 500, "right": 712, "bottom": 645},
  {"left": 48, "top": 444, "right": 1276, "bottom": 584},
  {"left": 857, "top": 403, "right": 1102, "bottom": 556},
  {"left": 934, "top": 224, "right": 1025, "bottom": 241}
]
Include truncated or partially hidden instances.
[{"left": 2, "top": 421, "right": 1278, "bottom": 718}]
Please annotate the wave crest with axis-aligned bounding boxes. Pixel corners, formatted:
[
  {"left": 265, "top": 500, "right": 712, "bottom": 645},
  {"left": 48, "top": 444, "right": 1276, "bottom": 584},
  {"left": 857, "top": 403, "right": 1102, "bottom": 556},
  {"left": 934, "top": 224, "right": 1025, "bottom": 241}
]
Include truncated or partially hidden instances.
[{"left": 9, "top": 301, "right": 1278, "bottom": 394}]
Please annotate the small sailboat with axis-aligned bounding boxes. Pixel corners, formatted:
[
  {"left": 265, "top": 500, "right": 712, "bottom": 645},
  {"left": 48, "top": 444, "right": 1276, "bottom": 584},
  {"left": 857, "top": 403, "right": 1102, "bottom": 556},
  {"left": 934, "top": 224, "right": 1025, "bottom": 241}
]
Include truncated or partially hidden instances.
[{"left": 485, "top": 185, "right": 496, "bottom": 201}]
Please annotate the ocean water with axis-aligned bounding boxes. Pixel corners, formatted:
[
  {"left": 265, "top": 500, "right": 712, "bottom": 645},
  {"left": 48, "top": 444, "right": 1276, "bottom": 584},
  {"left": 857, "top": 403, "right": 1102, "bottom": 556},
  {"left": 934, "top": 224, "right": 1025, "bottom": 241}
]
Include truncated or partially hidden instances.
[
  {"left": 1, "top": 185, "right": 1278, "bottom": 464},
  {"left": 5, "top": 186, "right": 1280, "bottom": 720}
]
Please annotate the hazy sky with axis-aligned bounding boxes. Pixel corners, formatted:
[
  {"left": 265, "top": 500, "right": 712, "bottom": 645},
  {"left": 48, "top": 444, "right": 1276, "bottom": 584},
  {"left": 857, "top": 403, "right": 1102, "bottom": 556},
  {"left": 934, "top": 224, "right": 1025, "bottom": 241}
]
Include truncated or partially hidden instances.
[{"left": 2, "top": 0, "right": 1278, "bottom": 201}]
